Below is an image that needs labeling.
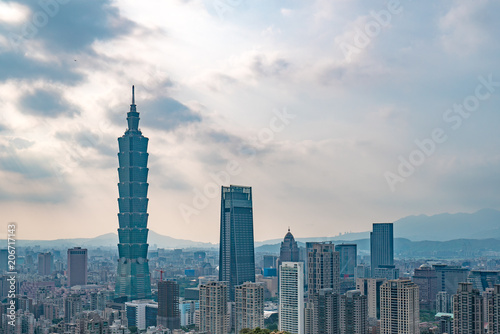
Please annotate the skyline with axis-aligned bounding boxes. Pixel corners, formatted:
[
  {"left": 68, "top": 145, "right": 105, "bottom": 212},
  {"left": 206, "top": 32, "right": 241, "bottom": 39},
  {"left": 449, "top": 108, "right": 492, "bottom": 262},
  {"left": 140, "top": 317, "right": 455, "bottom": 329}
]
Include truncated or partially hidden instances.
[{"left": 1, "top": 1, "right": 500, "bottom": 243}]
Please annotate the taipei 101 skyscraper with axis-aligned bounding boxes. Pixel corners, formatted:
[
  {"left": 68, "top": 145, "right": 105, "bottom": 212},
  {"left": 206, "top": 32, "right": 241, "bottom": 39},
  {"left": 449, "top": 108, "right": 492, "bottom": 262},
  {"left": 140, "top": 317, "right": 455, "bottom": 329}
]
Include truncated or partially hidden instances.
[{"left": 115, "top": 86, "right": 152, "bottom": 301}]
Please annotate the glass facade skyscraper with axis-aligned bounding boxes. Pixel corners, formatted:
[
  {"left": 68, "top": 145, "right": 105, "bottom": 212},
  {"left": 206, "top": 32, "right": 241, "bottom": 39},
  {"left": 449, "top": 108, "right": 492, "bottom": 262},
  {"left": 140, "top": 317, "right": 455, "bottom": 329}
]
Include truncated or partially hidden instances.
[
  {"left": 335, "top": 243, "right": 357, "bottom": 279},
  {"left": 115, "top": 87, "right": 152, "bottom": 301},
  {"left": 370, "top": 223, "right": 394, "bottom": 277},
  {"left": 219, "top": 185, "right": 255, "bottom": 301}
]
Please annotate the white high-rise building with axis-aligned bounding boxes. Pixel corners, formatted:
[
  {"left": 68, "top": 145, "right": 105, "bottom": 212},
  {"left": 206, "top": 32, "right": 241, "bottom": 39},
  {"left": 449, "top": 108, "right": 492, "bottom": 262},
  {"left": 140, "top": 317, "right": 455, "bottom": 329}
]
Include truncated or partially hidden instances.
[
  {"left": 124, "top": 300, "right": 158, "bottom": 330},
  {"left": 279, "top": 262, "right": 304, "bottom": 334},
  {"left": 380, "top": 279, "right": 420, "bottom": 334}
]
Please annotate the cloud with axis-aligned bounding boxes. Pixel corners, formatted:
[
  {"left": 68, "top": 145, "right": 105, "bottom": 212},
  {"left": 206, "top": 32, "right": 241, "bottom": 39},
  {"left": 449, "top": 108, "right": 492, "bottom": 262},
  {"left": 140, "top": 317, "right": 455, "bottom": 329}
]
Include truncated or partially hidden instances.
[
  {"left": 0, "top": 2, "right": 29, "bottom": 24},
  {"left": 151, "top": 164, "right": 191, "bottom": 191},
  {"left": 204, "top": 73, "right": 239, "bottom": 92},
  {"left": 205, "top": 129, "right": 242, "bottom": 144},
  {"left": 0, "top": 52, "right": 82, "bottom": 84},
  {"left": 439, "top": 1, "right": 500, "bottom": 55},
  {"left": 0, "top": 164, "right": 72, "bottom": 203},
  {"left": 250, "top": 54, "right": 290, "bottom": 78},
  {"left": 0, "top": 155, "right": 53, "bottom": 179},
  {"left": 56, "top": 128, "right": 116, "bottom": 158},
  {"left": 0, "top": 185, "right": 70, "bottom": 203},
  {"left": 261, "top": 25, "right": 281, "bottom": 37},
  {"left": 7, "top": 0, "right": 136, "bottom": 53},
  {"left": 110, "top": 96, "right": 201, "bottom": 132},
  {"left": 0, "top": 0, "right": 137, "bottom": 87},
  {"left": 19, "top": 88, "right": 79, "bottom": 117},
  {"left": 280, "top": 8, "right": 293, "bottom": 17},
  {"left": 10, "top": 137, "right": 34, "bottom": 149},
  {"left": 0, "top": 142, "right": 56, "bottom": 180},
  {"left": 197, "top": 51, "right": 293, "bottom": 92}
]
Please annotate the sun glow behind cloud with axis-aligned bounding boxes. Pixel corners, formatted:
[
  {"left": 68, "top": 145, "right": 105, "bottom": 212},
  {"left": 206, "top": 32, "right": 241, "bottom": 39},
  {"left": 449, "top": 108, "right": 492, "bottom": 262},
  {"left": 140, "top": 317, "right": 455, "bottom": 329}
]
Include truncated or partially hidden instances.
[{"left": 0, "top": 2, "right": 30, "bottom": 24}]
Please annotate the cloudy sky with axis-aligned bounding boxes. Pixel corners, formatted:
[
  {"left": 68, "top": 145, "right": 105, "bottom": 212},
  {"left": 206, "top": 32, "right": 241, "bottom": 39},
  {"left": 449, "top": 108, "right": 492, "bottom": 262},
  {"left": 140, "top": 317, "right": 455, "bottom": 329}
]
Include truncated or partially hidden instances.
[{"left": 0, "top": 0, "right": 499, "bottom": 243}]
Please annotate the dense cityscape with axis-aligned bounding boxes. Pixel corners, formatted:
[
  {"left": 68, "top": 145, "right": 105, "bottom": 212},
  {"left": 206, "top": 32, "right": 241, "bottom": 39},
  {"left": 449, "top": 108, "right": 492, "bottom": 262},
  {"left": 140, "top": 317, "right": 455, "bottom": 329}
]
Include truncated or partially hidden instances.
[{"left": 1, "top": 92, "right": 499, "bottom": 334}]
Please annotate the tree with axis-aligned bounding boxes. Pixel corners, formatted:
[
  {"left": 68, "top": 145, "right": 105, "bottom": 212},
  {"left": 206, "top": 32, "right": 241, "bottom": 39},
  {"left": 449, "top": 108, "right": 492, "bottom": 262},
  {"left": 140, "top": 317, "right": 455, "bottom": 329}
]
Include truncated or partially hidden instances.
[{"left": 239, "top": 328, "right": 290, "bottom": 334}]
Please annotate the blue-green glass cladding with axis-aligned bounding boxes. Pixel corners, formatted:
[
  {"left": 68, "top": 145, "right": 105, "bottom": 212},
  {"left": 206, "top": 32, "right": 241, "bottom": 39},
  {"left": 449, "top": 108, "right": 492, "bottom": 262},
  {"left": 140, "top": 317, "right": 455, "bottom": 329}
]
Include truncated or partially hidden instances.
[
  {"left": 219, "top": 185, "right": 256, "bottom": 301},
  {"left": 115, "top": 90, "right": 152, "bottom": 301}
]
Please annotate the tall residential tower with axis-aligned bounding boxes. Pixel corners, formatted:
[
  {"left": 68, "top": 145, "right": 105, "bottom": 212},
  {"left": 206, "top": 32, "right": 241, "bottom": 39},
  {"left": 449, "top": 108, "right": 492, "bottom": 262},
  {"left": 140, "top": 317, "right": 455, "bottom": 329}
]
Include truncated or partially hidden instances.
[
  {"left": 306, "top": 242, "right": 340, "bottom": 334},
  {"left": 199, "top": 281, "right": 229, "bottom": 334},
  {"left": 307, "top": 242, "right": 340, "bottom": 295},
  {"left": 279, "top": 262, "right": 304, "bottom": 334},
  {"left": 453, "top": 282, "right": 483, "bottom": 334},
  {"left": 235, "top": 282, "right": 264, "bottom": 334},
  {"left": 115, "top": 87, "right": 152, "bottom": 301},
  {"left": 340, "top": 290, "right": 368, "bottom": 334},
  {"left": 380, "top": 279, "right": 420, "bottom": 334}
]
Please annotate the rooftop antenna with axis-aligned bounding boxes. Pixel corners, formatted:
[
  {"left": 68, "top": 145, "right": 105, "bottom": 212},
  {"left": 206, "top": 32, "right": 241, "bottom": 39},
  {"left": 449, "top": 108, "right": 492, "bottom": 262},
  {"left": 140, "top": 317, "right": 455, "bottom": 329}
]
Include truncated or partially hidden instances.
[{"left": 132, "top": 85, "right": 135, "bottom": 105}]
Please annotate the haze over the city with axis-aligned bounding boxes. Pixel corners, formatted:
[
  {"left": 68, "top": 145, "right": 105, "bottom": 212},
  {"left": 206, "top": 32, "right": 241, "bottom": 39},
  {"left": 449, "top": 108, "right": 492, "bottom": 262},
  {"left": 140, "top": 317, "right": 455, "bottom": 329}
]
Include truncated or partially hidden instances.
[{"left": 0, "top": 0, "right": 499, "bottom": 243}]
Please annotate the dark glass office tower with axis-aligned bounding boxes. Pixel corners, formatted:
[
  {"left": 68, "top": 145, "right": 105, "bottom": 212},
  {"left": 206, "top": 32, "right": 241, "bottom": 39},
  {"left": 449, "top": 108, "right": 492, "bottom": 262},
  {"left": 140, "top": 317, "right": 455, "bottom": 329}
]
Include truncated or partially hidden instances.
[
  {"left": 67, "top": 247, "right": 87, "bottom": 287},
  {"left": 335, "top": 243, "right": 357, "bottom": 279},
  {"left": 115, "top": 87, "right": 152, "bottom": 301},
  {"left": 370, "top": 223, "right": 394, "bottom": 277},
  {"left": 219, "top": 185, "right": 255, "bottom": 301}
]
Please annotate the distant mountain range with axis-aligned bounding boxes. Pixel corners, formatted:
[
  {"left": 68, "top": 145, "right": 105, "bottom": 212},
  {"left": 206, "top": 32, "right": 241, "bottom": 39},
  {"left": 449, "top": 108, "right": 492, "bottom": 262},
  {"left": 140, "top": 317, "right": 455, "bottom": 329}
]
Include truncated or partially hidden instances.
[
  {"left": 259, "top": 208, "right": 500, "bottom": 244},
  {"left": 2, "top": 209, "right": 499, "bottom": 250},
  {"left": 254, "top": 209, "right": 500, "bottom": 257},
  {"left": 0, "top": 231, "right": 216, "bottom": 250},
  {"left": 255, "top": 237, "right": 500, "bottom": 258},
  {"left": 391, "top": 208, "right": 500, "bottom": 241}
]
